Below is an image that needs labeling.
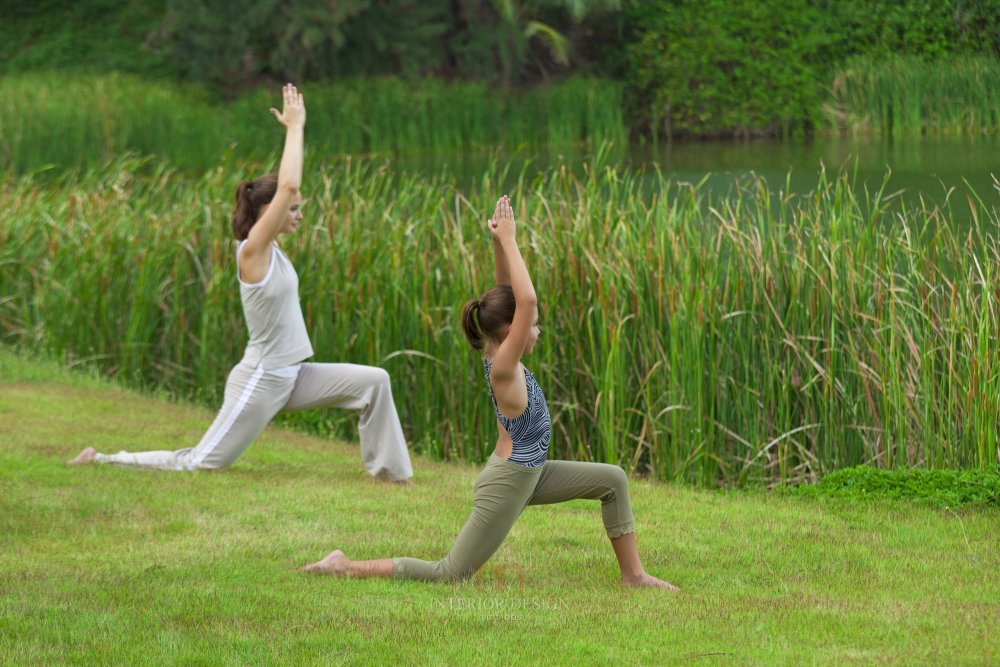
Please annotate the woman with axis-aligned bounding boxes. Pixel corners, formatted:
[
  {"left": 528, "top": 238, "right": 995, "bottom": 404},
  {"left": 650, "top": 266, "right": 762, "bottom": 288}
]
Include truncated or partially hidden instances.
[
  {"left": 69, "top": 84, "right": 413, "bottom": 483},
  {"left": 302, "top": 195, "right": 677, "bottom": 589}
]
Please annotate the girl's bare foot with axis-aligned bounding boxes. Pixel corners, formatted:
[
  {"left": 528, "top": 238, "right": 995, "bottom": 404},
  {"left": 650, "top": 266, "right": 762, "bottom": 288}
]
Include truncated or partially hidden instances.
[
  {"left": 301, "top": 550, "right": 348, "bottom": 576},
  {"left": 622, "top": 572, "right": 680, "bottom": 591},
  {"left": 67, "top": 447, "right": 97, "bottom": 465}
]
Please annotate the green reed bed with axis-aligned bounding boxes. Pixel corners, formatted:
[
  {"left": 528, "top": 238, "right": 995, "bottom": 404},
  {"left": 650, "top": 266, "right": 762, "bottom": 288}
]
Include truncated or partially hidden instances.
[
  {"left": 827, "top": 55, "right": 1000, "bottom": 135},
  {"left": 2, "top": 156, "right": 999, "bottom": 485},
  {"left": 6, "top": 72, "right": 626, "bottom": 175}
]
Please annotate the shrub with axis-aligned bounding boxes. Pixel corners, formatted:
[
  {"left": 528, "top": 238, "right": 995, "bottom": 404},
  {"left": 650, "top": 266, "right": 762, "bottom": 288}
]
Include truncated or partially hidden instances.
[
  {"left": 623, "top": 0, "right": 835, "bottom": 138},
  {"left": 622, "top": 0, "right": 1000, "bottom": 138},
  {"left": 788, "top": 466, "right": 1000, "bottom": 507}
]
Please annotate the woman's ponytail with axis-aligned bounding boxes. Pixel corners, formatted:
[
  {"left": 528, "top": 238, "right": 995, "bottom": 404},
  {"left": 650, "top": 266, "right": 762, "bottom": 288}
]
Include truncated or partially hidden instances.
[
  {"left": 230, "top": 174, "right": 278, "bottom": 240},
  {"left": 231, "top": 180, "right": 255, "bottom": 240}
]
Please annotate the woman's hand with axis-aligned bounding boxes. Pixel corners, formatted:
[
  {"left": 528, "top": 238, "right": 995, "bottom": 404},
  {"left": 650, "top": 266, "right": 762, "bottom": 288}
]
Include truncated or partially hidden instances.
[
  {"left": 269, "top": 83, "right": 306, "bottom": 129},
  {"left": 489, "top": 195, "right": 515, "bottom": 243}
]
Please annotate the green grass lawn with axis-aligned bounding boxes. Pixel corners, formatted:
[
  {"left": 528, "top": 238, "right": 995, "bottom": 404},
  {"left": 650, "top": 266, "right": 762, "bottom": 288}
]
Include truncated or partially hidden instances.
[{"left": 2, "top": 349, "right": 998, "bottom": 665}]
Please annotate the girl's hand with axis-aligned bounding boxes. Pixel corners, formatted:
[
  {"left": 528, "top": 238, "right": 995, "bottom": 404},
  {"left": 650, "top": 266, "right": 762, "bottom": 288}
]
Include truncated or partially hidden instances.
[
  {"left": 489, "top": 195, "right": 515, "bottom": 242},
  {"left": 269, "top": 83, "right": 306, "bottom": 129}
]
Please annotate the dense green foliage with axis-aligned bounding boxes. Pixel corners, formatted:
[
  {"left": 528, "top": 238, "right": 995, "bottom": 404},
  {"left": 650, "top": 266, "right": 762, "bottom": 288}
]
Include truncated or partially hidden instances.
[
  {"left": 790, "top": 466, "right": 1000, "bottom": 507},
  {"left": 837, "top": 0, "right": 1000, "bottom": 57},
  {"left": 623, "top": 0, "right": 833, "bottom": 138},
  {"left": 2, "top": 1, "right": 623, "bottom": 88},
  {"left": 4, "top": 350, "right": 999, "bottom": 664},
  {"left": 8, "top": 1, "right": 1000, "bottom": 137},
  {"left": 0, "top": 0, "right": 177, "bottom": 78},
  {"left": 160, "top": 0, "right": 626, "bottom": 88},
  {"left": 0, "top": 73, "right": 625, "bottom": 174},
  {"left": 623, "top": 0, "right": 1000, "bottom": 137},
  {"left": 159, "top": 0, "right": 448, "bottom": 89},
  {"left": 4, "top": 157, "right": 1000, "bottom": 485}
]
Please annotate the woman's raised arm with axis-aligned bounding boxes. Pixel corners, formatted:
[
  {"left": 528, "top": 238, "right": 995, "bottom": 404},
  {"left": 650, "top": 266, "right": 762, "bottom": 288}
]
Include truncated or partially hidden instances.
[{"left": 240, "top": 84, "right": 306, "bottom": 273}]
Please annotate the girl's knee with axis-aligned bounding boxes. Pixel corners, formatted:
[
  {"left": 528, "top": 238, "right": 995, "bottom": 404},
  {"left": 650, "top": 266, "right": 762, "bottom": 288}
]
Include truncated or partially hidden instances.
[
  {"left": 436, "top": 557, "right": 479, "bottom": 582},
  {"left": 601, "top": 464, "right": 629, "bottom": 499}
]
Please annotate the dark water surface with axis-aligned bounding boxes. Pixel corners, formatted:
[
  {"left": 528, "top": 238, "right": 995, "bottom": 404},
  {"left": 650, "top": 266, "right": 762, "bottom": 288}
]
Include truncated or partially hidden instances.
[{"left": 388, "top": 135, "right": 999, "bottom": 216}]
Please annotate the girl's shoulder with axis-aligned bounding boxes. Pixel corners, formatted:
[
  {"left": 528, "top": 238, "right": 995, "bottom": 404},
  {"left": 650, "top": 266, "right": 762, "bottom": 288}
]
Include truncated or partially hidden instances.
[
  {"left": 483, "top": 356, "right": 526, "bottom": 375},
  {"left": 486, "top": 362, "right": 531, "bottom": 399}
]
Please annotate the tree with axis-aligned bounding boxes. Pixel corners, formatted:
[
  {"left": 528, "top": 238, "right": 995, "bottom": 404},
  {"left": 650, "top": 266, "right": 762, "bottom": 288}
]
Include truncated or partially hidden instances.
[
  {"left": 489, "top": 0, "right": 622, "bottom": 82},
  {"left": 156, "top": 0, "right": 448, "bottom": 90}
]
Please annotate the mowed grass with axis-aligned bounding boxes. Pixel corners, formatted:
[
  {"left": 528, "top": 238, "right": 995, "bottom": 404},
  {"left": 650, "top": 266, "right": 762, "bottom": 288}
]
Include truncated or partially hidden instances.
[{"left": 1, "top": 349, "right": 998, "bottom": 665}]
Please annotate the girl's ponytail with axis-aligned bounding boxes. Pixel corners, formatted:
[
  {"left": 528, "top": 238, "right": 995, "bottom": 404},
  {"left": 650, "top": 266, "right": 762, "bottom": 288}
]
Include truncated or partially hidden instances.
[
  {"left": 461, "top": 299, "right": 485, "bottom": 350},
  {"left": 460, "top": 285, "right": 516, "bottom": 351}
]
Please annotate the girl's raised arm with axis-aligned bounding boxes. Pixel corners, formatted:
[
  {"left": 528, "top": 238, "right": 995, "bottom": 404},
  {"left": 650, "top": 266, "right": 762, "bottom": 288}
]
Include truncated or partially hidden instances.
[
  {"left": 489, "top": 195, "right": 537, "bottom": 382},
  {"left": 491, "top": 198, "right": 511, "bottom": 285}
]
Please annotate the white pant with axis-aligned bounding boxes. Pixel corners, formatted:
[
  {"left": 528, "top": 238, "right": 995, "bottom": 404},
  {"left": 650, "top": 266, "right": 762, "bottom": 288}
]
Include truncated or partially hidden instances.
[{"left": 96, "top": 361, "right": 413, "bottom": 480}]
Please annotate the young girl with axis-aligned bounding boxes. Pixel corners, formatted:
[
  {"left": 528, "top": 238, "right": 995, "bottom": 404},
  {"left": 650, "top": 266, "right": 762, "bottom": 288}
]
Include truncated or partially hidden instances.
[
  {"left": 303, "top": 195, "right": 677, "bottom": 589},
  {"left": 68, "top": 84, "right": 413, "bottom": 483}
]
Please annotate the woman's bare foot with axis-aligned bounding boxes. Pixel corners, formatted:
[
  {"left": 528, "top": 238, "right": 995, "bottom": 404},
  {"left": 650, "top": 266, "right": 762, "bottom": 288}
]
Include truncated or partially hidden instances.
[
  {"left": 67, "top": 447, "right": 97, "bottom": 465},
  {"left": 622, "top": 572, "right": 680, "bottom": 591},
  {"left": 300, "top": 550, "right": 348, "bottom": 576}
]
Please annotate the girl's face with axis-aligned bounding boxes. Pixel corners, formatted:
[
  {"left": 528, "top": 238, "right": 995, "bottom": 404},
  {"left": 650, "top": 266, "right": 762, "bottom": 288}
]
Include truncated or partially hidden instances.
[
  {"left": 522, "top": 316, "right": 541, "bottom": 355},
  {"left": 490, "top": 312, "right": 540, "bottom": 356}
]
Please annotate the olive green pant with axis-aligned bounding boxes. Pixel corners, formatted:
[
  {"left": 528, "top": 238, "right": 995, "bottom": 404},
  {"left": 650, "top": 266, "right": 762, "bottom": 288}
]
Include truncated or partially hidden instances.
[{"left": 393, "top": 454, "right": 635, "bottom": 582}]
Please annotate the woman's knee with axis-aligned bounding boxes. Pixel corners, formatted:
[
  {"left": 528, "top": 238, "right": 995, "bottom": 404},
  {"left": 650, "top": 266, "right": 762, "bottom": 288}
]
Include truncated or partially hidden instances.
[
  {"left": 193, "top": 450, "right": 240, "bottom": 470},
  {"left": 369, "top": 367, "right": 391, "bottom": 390}
]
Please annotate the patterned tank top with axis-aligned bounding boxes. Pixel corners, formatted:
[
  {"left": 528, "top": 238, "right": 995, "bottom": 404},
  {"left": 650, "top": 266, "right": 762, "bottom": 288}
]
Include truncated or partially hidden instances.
[{"left": 483, "top": 358, "right": 551, "bottom": 467}]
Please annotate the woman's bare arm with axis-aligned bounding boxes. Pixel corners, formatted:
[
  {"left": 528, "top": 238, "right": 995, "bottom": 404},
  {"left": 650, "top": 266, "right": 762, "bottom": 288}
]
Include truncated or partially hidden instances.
[{"left": 239, "top": 84, "right": 306, "bottom": 281}]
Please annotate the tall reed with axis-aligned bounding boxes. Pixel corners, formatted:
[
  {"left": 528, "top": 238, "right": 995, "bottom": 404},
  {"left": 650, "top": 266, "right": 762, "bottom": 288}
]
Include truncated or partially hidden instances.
[
  {"left": 6, "top": 73, "right": 626, "bottom": 176},
  {"left": 826, "top": 55, "right": 1000, "bottom": 135},
  {"left": 3, "top": 156, "right": 998, "bottom": 485}
]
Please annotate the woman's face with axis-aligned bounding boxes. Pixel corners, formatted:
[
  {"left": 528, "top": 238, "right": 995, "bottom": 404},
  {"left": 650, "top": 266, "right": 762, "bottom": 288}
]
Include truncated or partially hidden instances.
[
  {"left": 279, "top": 193, "right": 304, "bottom": 235},
  {"left": 260, "top": 192, "right": 303, "bottom": 236}
]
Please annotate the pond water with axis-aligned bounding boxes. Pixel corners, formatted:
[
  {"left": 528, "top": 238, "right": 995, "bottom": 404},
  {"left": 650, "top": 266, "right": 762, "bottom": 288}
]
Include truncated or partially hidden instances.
[
  {"left": 635, "top": 135, "right": 999, "bottom": 204},
  {"left": 388, "top": 134, "right": 999, "bottom": 217}
]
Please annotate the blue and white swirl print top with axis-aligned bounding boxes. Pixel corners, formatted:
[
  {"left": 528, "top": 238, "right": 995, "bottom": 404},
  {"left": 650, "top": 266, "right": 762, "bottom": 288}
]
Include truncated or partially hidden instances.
[{"left": 483, "top": 358, "right": 551, "bottom": 467}]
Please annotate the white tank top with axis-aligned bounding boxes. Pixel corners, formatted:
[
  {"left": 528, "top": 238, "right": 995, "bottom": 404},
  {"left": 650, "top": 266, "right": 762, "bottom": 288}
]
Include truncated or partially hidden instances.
[{"left": 237, "top": 241, "right": 314, "bottom": 370}]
